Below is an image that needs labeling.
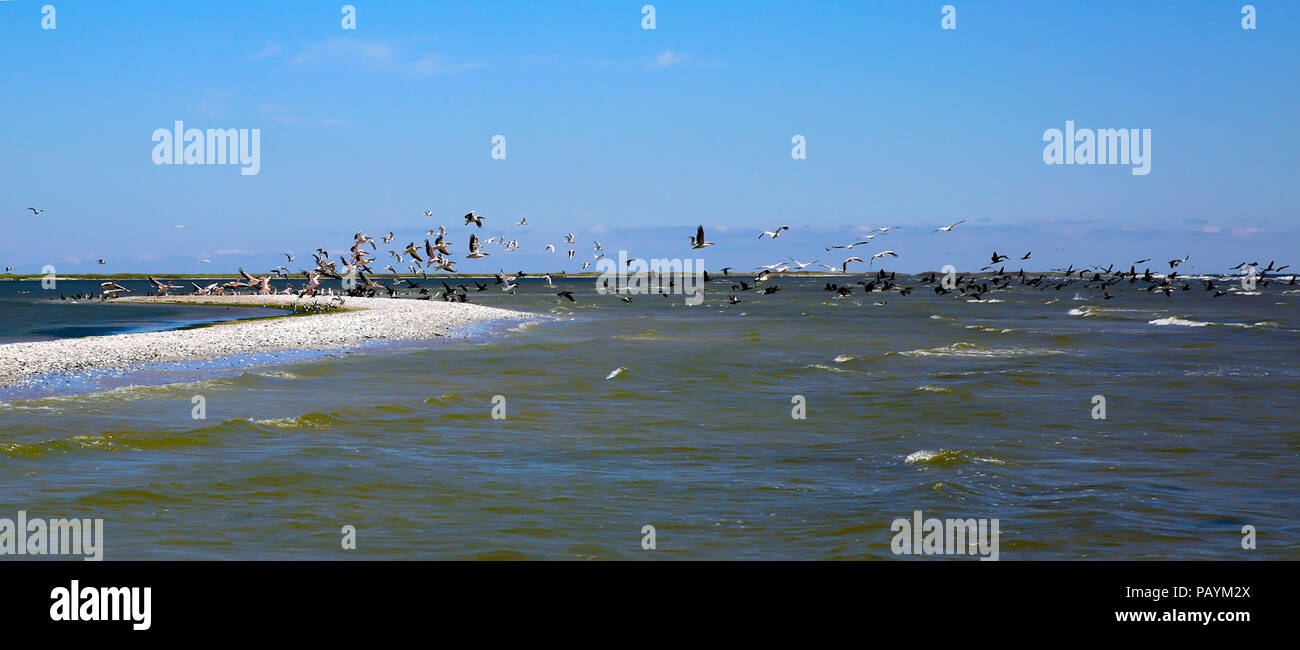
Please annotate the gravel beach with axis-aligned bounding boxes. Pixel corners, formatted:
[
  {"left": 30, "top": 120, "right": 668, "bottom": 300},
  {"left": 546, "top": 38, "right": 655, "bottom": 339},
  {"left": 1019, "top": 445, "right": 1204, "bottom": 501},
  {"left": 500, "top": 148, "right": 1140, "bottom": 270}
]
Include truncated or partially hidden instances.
[{"left": 0, "top": 295, "right": 539, "bottom": 387}]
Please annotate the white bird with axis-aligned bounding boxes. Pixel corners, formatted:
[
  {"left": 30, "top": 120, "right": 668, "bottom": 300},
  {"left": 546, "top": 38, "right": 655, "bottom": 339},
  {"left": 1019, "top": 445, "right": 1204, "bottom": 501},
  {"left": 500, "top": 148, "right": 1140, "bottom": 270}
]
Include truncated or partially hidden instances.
[
  {"left": 423, "top": 210, "right": 433, "bottom": 217},
  {"left": 545, "top": 244, "right": 556, "bottom": 253},
  {"left": 870, "top": 250, "right": 899, "bottom": 264},
  {"left": 758, "top": 226, "right": 789, "bottom": 239},
  {"left": 933, "top": 219, "right": 965, "bottom": 233},
  {"left": 788, "top": 258, "right": 816, "bottom": 270},
  {"left": 284, "top": 252, "right": 295, "bottom": 262},
  {"left": 467, "top": 234, "right": 490, "bottom": 258},
  {"left": 563, "top": 233, "right": 575, "bottom": 244},
  {"left": 27, "top": 207, "right": 44, "bottom": 215},
  {"left": 841, "top": 257, "right": 863, "bottom": 273},
  {"left": 690, "top": 225, "right": 715, "bottom": 249},
  {"left": 517, "top": 217, "right": 527, "bottom": 226}
]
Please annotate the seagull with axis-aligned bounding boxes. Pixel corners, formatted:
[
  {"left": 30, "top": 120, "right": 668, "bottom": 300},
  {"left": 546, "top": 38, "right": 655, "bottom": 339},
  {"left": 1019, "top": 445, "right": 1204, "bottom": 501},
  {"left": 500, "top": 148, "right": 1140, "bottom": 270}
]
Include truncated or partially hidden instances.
[
  {"left": 933, "top": 219, "right": 965, "bottom": 233},
  {"left": 869, "top": 250, "right": 898, "bottom": 264},
  {"left": 758, "top": 226, "right": 789, "bottom": 239},
  {"left": 690, "top": 225, "right": 715, "bottom": 249}
]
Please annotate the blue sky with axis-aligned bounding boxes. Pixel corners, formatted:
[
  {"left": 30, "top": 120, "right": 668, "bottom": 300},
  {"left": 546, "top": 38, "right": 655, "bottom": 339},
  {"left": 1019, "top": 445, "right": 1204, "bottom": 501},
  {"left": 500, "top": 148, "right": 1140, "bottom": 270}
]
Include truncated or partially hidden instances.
[{"left": 1, "top": 0, "right": 1297, "bottom": 275}]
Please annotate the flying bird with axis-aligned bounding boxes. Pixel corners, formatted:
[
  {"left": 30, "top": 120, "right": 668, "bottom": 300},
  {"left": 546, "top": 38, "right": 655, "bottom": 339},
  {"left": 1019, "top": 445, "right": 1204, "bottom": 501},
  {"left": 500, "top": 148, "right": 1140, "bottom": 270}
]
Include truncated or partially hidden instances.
[
  {"left": 690, "top": 225, "right": 715, "bottom": 249},
  {"left": 933, "top": 219, "right": 965, "bottom": 233}
]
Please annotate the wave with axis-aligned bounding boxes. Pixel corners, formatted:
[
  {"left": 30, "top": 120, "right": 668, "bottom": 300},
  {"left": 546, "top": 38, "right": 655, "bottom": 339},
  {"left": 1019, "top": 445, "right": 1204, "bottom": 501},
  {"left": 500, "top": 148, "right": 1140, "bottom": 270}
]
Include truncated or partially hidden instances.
[
  {"left": 905, "top": 449, "right": 1005, "bottom": 466},
  {"left": 895, "top": 341, "right": 1063, "bottom": 358},
  {"left": 1148, "top": 316, "right": 1210, "bottom": 327},
  {"left": 1148, "top": 317, "right": 1280, "bottom": 329},
  {"left": 803, "top": 363, "right": 850, "bottom": 373},
  {"left": 914, "top": 384, "right": 955, "bottom": 393}
]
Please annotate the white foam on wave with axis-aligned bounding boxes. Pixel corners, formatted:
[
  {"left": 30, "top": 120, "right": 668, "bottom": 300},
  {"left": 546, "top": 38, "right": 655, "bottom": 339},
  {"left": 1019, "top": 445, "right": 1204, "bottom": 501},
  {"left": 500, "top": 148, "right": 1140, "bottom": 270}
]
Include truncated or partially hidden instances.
[
  {"left": 915, "top": 384, "right": 954, "bottom": 393},
  {"left": 1148, "top": 317, "right": 1210, "bottom": 327},
  {"left": 898, "top": 341, "right": 1063, "bottom": 358}
]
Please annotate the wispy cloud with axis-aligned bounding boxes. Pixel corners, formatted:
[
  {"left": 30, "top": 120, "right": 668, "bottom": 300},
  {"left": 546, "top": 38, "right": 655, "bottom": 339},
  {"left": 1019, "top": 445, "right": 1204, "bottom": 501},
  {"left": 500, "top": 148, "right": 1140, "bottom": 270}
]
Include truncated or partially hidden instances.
[
  {"left": 252, "top": 41, "right": 282, "bottom": 59},
  {"left": 652, "top": 50, "right": 688, "bottom": 67},
  {"left": 291, "top": 39, "right": 481, "bottom": 77},
  {"left": 258, "top": 104, "right": 349, "bottom": 127}
]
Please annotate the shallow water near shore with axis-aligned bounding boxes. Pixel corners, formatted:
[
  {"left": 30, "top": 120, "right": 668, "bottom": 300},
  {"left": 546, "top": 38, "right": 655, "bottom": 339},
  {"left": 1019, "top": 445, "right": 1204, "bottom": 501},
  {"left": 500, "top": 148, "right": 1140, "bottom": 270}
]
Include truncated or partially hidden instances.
[{"left": 1, "top": 277, "right": 1297, "bottom": 559}]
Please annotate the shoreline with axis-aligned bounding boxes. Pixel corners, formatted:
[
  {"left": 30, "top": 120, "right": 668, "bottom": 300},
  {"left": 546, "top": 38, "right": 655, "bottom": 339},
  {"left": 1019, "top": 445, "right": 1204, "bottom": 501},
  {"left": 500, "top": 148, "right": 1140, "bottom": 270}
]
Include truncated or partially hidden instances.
[{"left": 0, "top": 295, "right": 540, "bottom": 390}]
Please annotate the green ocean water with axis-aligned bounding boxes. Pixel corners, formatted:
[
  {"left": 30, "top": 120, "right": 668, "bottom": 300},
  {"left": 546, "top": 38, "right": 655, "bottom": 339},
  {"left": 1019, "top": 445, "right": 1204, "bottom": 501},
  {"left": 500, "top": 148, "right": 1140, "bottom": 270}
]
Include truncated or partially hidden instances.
[{"left": 0, "top": 277, "right": 1297, "bottom": 559}]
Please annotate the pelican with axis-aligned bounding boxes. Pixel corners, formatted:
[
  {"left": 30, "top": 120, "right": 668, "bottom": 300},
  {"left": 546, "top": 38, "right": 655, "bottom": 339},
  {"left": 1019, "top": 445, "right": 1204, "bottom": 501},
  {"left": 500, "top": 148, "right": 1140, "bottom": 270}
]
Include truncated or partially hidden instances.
[
  {"left": 933, "top": 219, "right": 965, "bottom": 233},
  {"left": 28, "top": 207, "right": 44, "bottom": 215},
  {"left": 467, "top": 234, "right": 490, "bottom": 258},
  {"left": 690, "top": 225, "right": 715, "bottom": 249},
  {"left": 841, "top": 257, "right": 863, "bottom": 273},
  {"left": 870, "top": 250, "right": 898, "bottom": 264},
  {"left": 517, "top": 217, "right": 527, "bottom": 226},
  {"left": 545, "top": 244, "right": 556, "bottom": 253},
  {"left": 464, "top": 211, "right": 485, "bottom": 227},
  {"left": 758, "top": 226, "right": 789, "bottom": 239},
  {"left": 284, "top": 252, "right": 295, "bottom": 262},
  {"left": 423, "top": 210, "right": 433, "bottom": 217},
  {"left": 563, "top": 233, "right": 575, "bottom": 244}
]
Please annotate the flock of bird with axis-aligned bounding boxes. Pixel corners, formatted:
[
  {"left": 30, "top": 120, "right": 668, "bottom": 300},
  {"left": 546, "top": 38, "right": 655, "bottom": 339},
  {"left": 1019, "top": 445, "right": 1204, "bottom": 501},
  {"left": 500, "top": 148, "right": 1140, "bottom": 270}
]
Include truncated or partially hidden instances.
[{"left": 17, "top": 207, "right": 1294, "bottom": 306}]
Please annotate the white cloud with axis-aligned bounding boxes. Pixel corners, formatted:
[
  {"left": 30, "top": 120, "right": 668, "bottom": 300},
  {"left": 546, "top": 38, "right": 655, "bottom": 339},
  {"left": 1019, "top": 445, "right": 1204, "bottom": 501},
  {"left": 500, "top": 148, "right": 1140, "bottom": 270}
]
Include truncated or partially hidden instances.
[
  {"left": 253, "top": 41, "right": 282, "bottom": 59},
  {"left": 653, "top": 50, "right": 688, "bottom": 67}
]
